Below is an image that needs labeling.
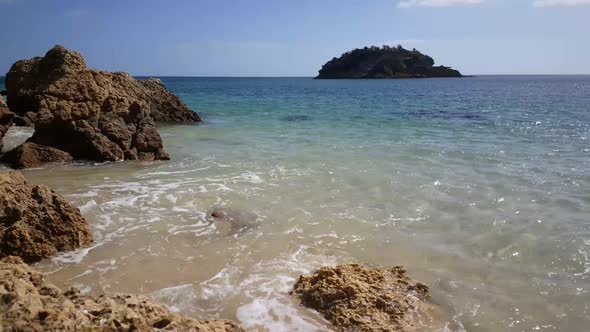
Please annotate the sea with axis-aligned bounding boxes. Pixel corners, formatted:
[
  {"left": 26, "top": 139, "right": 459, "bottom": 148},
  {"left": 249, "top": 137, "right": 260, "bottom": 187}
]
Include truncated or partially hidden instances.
[{"left": 1, "top": 76, "right": 590, "bottom": 331}]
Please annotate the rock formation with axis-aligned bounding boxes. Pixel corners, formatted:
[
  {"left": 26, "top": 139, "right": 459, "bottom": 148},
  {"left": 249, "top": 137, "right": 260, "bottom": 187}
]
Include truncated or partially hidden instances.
[
  {"left": 1, "top": 142, "right": 73, "bottom": 169},
  {"left": 0, "top": 99, "right": 14, "bottom": 152},
  {"left": 316, "top": 45, "right": 462, "bottom": 79},
  {"left": 0, "top": 256, "right": 245, "bottom": 332},
  {"left": 2, "top": 45, "right": 201, "bottom": 163},
  {"left": 0, "top": 171, "right": 92, "bottom": 263},
  {"left": 292, "top": 264, "right": 430, "bottom": 331},
  {"left": 5, "top": 46, "right": 200, "bottom": 123}
]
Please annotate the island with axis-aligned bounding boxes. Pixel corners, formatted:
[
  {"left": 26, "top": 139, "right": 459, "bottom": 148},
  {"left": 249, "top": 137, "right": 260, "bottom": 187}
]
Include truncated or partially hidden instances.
[{"left": 316, "top": 45, "right": 462, "bottom": 79}]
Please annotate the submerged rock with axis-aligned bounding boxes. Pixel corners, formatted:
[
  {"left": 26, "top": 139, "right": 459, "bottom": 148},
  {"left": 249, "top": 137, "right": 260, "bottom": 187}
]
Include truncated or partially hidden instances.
[
  {"left": 209, "top": 206, "right": 260, "bottom": 231},
  {"left": 2, "top": 45, "right": 202, "bottom": 163},
  {"left": 0, "top": 171, "right": 92, "bottom": 263},
  {"left": 292, "top": 264, "right": 430, "bottom": 331},
  {"left": 1, "top": 142, "right": 73, "bottom": 169},
  {"left": 0, "top": 256, "right": 245, "bottom": 332}
]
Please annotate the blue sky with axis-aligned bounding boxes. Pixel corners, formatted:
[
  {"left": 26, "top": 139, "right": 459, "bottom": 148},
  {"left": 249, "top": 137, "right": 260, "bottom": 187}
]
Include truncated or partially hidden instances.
[{"left": 1, "top": 0, "right": 589, "bottom": 76}]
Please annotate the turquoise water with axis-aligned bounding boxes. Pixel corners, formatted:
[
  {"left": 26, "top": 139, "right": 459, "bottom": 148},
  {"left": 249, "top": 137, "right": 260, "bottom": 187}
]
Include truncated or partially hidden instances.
[{"left": 3, "top": 76, "right": 590, "bottom": 331}]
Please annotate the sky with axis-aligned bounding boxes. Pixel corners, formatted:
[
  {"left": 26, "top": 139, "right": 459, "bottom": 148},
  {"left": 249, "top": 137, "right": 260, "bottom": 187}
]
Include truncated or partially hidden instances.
[{"left": 0, "top": 0, "right": 589, "bottom": 76}]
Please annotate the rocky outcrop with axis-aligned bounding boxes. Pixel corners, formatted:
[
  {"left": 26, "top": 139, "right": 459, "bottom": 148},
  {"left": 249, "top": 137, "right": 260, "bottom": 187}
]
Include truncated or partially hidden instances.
[
  {"left": 138, "top": 78, "right": 201, "bottom": 122},
  {"left": 0, "top": 105, "right": 15, "bottom": 152},
  {"left": 2, "top": 45, "right": 203, "bottom": 163},
  {"left": 0, "top": 256, "right": 246, "bottom": 332},
  {"left": 292, "top": 264, "right": 430, "bottom": 331},
  {"left": 1, "top": 142, "right": 73, "bottom": 169},
  {"left": 6, "top": 46, "right": 200, "bottom": 123},
  {"left": 316, "top": 45, "right": 462, "bottom": 79},
  {"left": 0, "top": 171, "right": 92, "bottom": 263}
]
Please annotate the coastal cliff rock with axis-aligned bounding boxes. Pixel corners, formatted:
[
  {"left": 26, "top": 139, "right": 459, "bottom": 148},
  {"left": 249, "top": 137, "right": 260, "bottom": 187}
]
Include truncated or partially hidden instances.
[
  {"left": 1, "top": 142, "right": 73, "bottom": 169},
  {"left": 0, "top": 171, "right": 92, "bottom": 263},
  {"left": 292, "top": 264, "right": 430, "bottom": 331},
  {"left": 0, "top": 256, "right": 246, "bottom": 332},
  {"left": 0, "top": 104, "right": 15, "bottom": 152},
  {"left": 1, "top": 45, "right": 202, "bottom": 163},
  {"left": 316, "top": 45, "right": 462, "bottom": 79}
]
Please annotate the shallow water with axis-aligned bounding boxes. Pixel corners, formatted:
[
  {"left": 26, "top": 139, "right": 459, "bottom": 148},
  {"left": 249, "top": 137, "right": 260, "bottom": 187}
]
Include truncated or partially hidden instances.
[{"left": 2, "top": 76, "right": 590, "bottom": 331}]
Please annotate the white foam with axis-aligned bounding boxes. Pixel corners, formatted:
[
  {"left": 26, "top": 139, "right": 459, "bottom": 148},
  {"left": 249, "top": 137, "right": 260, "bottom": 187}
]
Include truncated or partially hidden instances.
[
  {"left": 236, "top": 298, "right": 330, "bottom": 332},
  {"left": 79, "top": 200, "right": 97, "bottom": 214},
  {"left": 199, "top": 267, "right": 240, "bottom": 301}
]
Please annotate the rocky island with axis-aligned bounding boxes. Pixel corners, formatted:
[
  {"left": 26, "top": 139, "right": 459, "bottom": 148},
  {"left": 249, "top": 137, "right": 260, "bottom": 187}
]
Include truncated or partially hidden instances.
[{"left": 316, "top": 45, "right": 462, "bottom": 79}]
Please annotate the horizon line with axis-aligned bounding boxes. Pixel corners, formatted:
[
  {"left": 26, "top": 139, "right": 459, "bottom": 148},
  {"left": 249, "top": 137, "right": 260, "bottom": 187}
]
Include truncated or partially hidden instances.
[{"left": 2, "top": 74, "right": 590, "bottom": 79}]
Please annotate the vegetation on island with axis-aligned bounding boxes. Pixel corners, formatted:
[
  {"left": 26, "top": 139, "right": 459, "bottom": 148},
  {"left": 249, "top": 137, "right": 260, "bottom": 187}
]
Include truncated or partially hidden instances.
[{"left": 316, "top": 45, "right": 462, "bottom": 79}]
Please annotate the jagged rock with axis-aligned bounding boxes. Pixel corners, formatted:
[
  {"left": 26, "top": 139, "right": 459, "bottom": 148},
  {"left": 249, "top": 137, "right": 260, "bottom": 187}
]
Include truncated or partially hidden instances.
[
  {"left": 1, "top": 142, "right": 73, "bottom": 169},
  {"left": 292, "top": 264, "right": 430, "bottom": 331},
  {"left": 0, "top": 171, "right": 92, "bottom": 263},
  {"left": 0, "top": 106, "right": 15, "bottom": 152},
  {"left": 2, "top": 45, "right": 204, "bottom": 162},
  {"left": 0, "top": 256, "right": 246, "bottom": 332}
]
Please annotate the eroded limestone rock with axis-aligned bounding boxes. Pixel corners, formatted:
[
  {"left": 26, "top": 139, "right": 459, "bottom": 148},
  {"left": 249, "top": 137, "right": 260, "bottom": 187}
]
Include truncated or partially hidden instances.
[
  {"left": 3, "top": 45, "right": 203, "bottom": 162},
  {"left": 0, "top": 171, "right": 92, "bottom": 263},
  {"left": 0, "top": 256, "right": 245, "bottom": 332},
  {"left": 292, "top": 264, "right": 430, "bottom": 331}
]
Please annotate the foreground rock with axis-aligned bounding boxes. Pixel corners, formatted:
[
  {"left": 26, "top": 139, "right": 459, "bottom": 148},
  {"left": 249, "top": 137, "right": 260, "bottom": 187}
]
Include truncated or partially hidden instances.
[
  {"left": 2, "top": 45, "right": 200, "bottom": 163},
  {"left": 0, "top": 104, "right": 15, "bottom": 152},
  {"left": 292, "top": 264, "right": 430, "bottom": 331},
  {"left": 0, "top": 256, "right": 245, "bottom": 332},
  {"left": 0, "top": 171, "right": 92, "bottom": 263},
  {"left": 316, "top": 45, "right": 462, "bottom": 79},
  {"left": 1, "top": 142, "right": 73, "bottom": 168}
]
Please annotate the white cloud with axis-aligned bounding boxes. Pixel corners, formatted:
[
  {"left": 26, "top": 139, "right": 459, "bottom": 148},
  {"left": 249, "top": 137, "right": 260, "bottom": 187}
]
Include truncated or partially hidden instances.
[
  {"left": 398, "top": 0, "right": 484, "bottom": 8},
  {"left": 533, "top": 0, "right": 590, "bottom": 7}
]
